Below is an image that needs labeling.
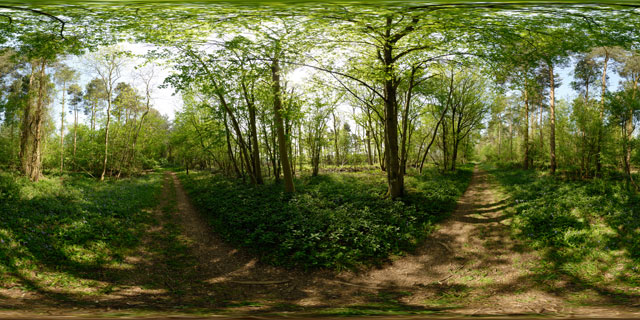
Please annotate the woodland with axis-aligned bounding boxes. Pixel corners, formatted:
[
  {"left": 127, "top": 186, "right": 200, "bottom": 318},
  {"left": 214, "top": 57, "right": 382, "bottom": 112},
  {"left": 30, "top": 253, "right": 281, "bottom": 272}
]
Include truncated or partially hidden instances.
[{"left": 1, "top": 1, "right": 640, "bottom": 317}]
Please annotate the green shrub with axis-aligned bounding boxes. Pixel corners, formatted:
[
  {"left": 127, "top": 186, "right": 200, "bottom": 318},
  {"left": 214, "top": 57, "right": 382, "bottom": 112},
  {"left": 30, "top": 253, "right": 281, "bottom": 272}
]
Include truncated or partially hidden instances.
[
  {"left": 489, "top": 166, "right": 640, "bottom": 286},
  {"left": 0, "top": 172, "right": 162, "bottom": 280},
  {"left": 179, "top": 167, "right": 472, "bottom": 269}
]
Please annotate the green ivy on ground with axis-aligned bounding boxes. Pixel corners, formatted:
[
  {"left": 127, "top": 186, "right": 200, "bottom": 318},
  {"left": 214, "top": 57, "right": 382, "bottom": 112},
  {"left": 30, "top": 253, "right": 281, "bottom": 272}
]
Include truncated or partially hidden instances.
[
  {"left": 178, "top": 167, "right": 472, "bottom": 270},
  {"left": 487, "top": 165, "right": 640, "bottom": 291},
  {"left": 0, "top": 171, "right": 162, "bottom": 289}
]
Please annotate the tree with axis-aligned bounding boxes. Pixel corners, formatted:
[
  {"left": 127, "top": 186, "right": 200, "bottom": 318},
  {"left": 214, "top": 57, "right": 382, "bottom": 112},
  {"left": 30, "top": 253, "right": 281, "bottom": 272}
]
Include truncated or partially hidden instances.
[
  {"left": 617, "top": 50, "right": 640, "bottom": 187},
  {"left": 89, "top": 47, "right": 126, "bottom": 181},
  {"left": 589, "top": 46, "right": 626, "bottom": 174},
  {"left": 84, "top": 78, "right": 107, "bottom": 131},
  {"left": 67, "top": 83, "right": 83, "bottom": 166},
  {"left": 54, "top": 63, "right": 77, "bottom": 173}
]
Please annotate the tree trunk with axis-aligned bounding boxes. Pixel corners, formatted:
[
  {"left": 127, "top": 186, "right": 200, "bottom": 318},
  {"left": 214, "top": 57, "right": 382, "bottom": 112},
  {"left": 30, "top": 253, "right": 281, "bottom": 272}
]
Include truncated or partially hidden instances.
[
  {"left": 442, "top": 119, "right": 448, "bottom": 172},
  {"left": 100, "top": 90, "right": 112, "bottom": 181},
  {"left": 366, "top": 129, "right": 373, "bottom": 165},
  {"left": 60, "top": 81, "right": 66, "bottom": 174},
  {"left": 332, "top": 112, "right": 340, "bottom": 165},
  {"left": 625, "top": 78, "right": 638, "bottom": 188},
  {"left": 91, "top": 101, "right": 96, "bottom": 131},
  {"left": 29, "top": 59, "right": 47, "bottom": 182},
  {"left": 243, "top": 82, "right": 263, "bottom": 184},
  {"left": 73, "top": 106, "right": 78, "bottom": 169},
  {"left": 20, "top": 64, "right": 37, "bottom": 178},
  {"left": 596, "top": 51, "right": 609, "bottom": 174},
  {"left": 548, "top": 62, "right": 557, "bottom": 174},
  {"left": 523, "top": 87, "right": 530, "bottom": 169},
  {"left": 539, "top": 100, "right": 544, "bottom": 151},
  {"left": 382, "top": 20, "right": 403, "bottom": 198},
  {"left": 400, "top": 67, "right": 416, "bottom": 175},
  {"left": 223, "top": 112, "right": 241, "bottom": 178},
  {"left": 271, "top": 54, "right": 295, "bottom": 193}
]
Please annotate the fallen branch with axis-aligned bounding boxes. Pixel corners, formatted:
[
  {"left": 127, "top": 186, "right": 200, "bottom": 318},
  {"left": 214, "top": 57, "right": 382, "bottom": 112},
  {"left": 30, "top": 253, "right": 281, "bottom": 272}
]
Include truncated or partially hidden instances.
[
  {"left": 435, "top": 240, "right": 453, "bottom": 252},
  {"left": 437, "top": 264, "right": 465, "bottom": 284},
  {"left": 327, "top": 279, "right": 382, "bottom": 290},
  {"left": 229, "top": 280, "right": 289, "bottom": 285}
]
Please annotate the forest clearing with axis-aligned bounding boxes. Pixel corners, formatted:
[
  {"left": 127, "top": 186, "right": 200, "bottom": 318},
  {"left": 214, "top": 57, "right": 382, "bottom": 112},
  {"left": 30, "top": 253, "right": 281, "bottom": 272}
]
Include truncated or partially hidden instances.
[{"left": 1, "top": 1, "right": 640, "bottom": 318}]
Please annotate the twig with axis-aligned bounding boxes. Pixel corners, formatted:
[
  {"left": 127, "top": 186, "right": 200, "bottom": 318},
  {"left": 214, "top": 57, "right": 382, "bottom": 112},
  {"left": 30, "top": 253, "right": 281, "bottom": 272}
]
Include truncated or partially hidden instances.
[
  {"left": 435, "top": 240, "right": 453, "bottom": 252},
  {"left": 229, "top": 280, "right": 289, "bottom": 285},
  {"left": 327, "top": 279, "right": 382, "bottom": 290},
  {"left": 437, "top": 264, "right": 465, "bottom": 284}
]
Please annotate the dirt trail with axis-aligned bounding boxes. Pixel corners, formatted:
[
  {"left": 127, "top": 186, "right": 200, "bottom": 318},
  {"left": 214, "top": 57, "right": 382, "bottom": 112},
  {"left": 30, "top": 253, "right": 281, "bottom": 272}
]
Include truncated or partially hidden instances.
[
  {"left": 4, "top": 169, "right": 639, "bottom": 318},
  {"left": 337, "top": 167, "right": 563, "bottom": 314},
  {"left": 160, "top": 169, "right": 640, "bottom": 316}
]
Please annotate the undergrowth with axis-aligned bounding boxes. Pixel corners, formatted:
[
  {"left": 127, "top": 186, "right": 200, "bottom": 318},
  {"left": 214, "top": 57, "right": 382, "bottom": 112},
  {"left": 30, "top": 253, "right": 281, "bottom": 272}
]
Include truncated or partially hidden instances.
[
  {"left": 178, "top": 166, "right": 472, "bottom": 270},
  {"left": 0, "top": 171, "right": 162, "bottom": 292},
  {"left": 487, "top": 165, "right": 640, "bottom": 294}
]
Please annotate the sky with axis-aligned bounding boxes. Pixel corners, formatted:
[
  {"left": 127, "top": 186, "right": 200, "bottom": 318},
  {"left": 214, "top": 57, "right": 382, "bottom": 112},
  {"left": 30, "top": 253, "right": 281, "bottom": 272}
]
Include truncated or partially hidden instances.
[
  {"left": 52, "top": 43, "right": 183, "bottom": 127},
  {"left": 50, "top": 43, "right": 625, "bottom": 135}
]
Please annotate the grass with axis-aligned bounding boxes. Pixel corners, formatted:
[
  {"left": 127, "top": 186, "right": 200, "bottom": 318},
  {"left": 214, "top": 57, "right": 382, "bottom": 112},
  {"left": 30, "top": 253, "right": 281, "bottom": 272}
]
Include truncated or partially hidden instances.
[
  {"left": 0, "top": 170, "right": 162, "bottom": 295},
  {"left": 177, "top": 166, "right": 472, "bottom": 270},
  {"left": 485, "top": 164, "right": 640, "bottom": 299}
]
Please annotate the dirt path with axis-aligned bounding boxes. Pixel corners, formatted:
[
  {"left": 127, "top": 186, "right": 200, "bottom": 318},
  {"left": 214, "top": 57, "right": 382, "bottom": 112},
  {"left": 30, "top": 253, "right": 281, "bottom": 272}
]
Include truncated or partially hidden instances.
[
  {"left": 161, "top": 169, "right": 630, "bottom": 316},
  {"left": 336, "top": 167, "right": 563, "bottom": 314},
  {"left": 4, "top": 169, "right": 640, "bottom": 318}
]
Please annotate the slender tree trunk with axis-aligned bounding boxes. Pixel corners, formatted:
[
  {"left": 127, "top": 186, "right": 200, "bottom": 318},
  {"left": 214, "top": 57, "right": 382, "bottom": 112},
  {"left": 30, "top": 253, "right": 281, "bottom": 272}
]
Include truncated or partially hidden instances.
[
  {"left": 298, "top": 122, "right": 303, "bottom": 173},
  {"left": 420, "top": 72, "right": 453, "bottom": 173},
  {"left": 332, "top": 112, "right": 340, "bottom": 165},
  {"left": 60, "top": 82, "right": 66, "bottom": 174},
  {"left": 400, "top": 68, "right": 416, "bottom": 175},
  {"left": 260, "top": 114, "right": 274, "bottom": 178},
  {"left": 366, "top": 129, "right": 373, "bottom": 165},
  {"left": 451, "top": 139, "right": 459, "bottom": 171},
  {"left": 91, "top": 102, "right": 96, "bottom": 131},
  {"left": 73, "top": 107, "right": 78, "bottom": 169},
  {"left": 539, "top": 99, "right": 544, "bottom": 151},
  {"left": 223, "top": 112, "right": 241, "bottom": 178},
  {"left": 524, "top": 88, "right": 530, "bottom": 169},
  {"left": 625, "top": 78, "right": 638, "bottom": 188},
  {"left": 243, "top": 82, "right": 263, "bottom": 184},
  {"left": 548, "top": 62, "right": 557, "bottom": 174},
  {"left": 596, "top": 51, "right": 609, "bottom": 174},
  {"left": 509, "top": 120, "right": 514, "bottom": 161},
  {"left": 100, "top": 90, "right": 112, "bottom": 181},
  {"left": 498, "top": 123, "right": 502, "bottom": 160},
  {"left": 271, "top": 54, "right": 294, "bottom": 193},
  {"left": 442, "top": 120, "right": 448, "bottom": 172}
]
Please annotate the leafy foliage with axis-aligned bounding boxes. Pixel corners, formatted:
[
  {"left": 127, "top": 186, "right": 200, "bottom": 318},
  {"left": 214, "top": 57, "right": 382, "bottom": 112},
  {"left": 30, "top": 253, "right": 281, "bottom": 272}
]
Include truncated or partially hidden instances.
[
  {"left": 178, "top": 167, "right": 471, "bottom": 269},
  {"left": 0, "top": 171, "right": 162, "bottom": 286},
  {"left": 489, "top": 166, "right": 640, "bottom": 286}
]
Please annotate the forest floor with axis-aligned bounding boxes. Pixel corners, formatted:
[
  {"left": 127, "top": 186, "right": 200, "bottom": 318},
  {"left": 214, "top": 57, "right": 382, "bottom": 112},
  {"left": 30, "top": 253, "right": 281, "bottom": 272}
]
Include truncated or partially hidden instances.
[{"left": 2, "top": 168, "right": 640, "bottom": 318}]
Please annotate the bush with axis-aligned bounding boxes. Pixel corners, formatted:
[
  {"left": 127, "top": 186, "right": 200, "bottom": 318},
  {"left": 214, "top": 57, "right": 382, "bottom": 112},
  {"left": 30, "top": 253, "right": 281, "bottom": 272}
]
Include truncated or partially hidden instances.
[
  {"left": 179, "top": 167, "right": 472, "bottom": 270},
  {"left": 489, "top": 167, "right": 640, "bottom": 287},
  {"left": 0, "top": 172, "right": 162, "bottom": 282}
]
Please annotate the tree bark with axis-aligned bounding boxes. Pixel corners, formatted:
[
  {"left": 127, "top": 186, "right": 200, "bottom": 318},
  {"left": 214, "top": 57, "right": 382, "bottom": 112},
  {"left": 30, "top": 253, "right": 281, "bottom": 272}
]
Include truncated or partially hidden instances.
[
  {"left": 29, "top": 59, "right": 47, "bottom": 182},
  {"left": 242, "top": 81, "right": 263, "bottom": 184},
  {"left": 400, "top": 67, "right": 416, "bottom": 175},
  {"left": 332, "top": 112, "right": 340, "bottom": 165},
  {"left": 271, "top": 54, "right": 295, "bottom": 193},
  {"left": 596, "top": 51, "right": 609, "bottom": 174},
  {"left": 548, "top": 62, "right": 557, "bottom": 174},
  {"left": 382, "top": 18, "right": 403, "bottom": 198},
  {"left": 523, "top": 87, "right": 530, "bottom": 169},
  {"left": 20, "top": 63, "right": 36, "bottom": 178},
  {"left": 60, "top": 81, "right": 66, "bottom": 174},
  {"left": 625, "top": 78, "right": 638, "bottom": 188}
]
